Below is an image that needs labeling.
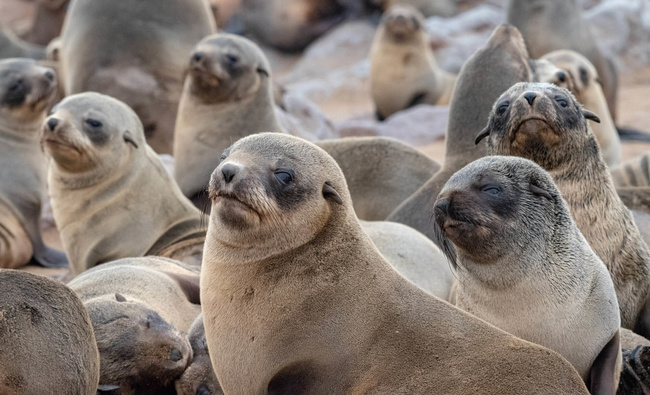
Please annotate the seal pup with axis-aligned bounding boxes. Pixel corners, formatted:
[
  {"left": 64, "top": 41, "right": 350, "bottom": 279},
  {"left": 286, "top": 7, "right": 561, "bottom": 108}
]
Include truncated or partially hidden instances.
[
  {"left": 317, "top": 136, "right": 440, "bottom": 220},
  {"left": 477, "top": 82, "right": 650, "bottom": 337},
  {"left": 0, "top": 58, "right": 67, "bottom": 269},
  {"left": 43, "top": 92, "right": 203, "bottom": 274},
  {"left": 0, "top": 270, "right": 100, "bottom": 395},
  {"left": 433, "top": 156, "right": 621, "bottom": 392},
  {"left": 68, "top": 256, "right": 201, "bottom": 394},
  {"left": 175, "top": 314, "right": 224, "bottom": 395},
  {"left": 173, "top": 33, "right": 284, "bottom": 210},
  {"left": 387, "top": 24, "right": 532, "bottom": 241},
  {"left": 537, "top": 50, "right": 621, "bottom": 166},
  {"left": 58, "top": 0, "right": 216, "bottom": 154},
  {"left": 507, "top": 0, "right": 618, "bottom": 122},
  {"left": 374, "top": 0, "right": 456, "bottom": 17},
  {"left": 370, "top": 4, "right": 456, "bottom": 121},
  {"left": 200, "top": 132, "right": 589, "bottom": 394}
]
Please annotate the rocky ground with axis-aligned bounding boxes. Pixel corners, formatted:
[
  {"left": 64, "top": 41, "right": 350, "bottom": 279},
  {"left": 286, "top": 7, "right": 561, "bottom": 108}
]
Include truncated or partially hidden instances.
[{"left": 2, "top": 0, "right": 650, "bottom": 274}]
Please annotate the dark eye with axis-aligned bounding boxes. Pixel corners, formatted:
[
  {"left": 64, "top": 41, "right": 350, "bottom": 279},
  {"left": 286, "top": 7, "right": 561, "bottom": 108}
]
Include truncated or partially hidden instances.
[
  {"left": 555, "top": 97, "right": 568, "bottom": 108},
  {"left": 226, "top": 54, "right": 239, "bottom": 66},
  {"left": 8, "top": 78, "right": 22, "bottom": 92},
  {"left": 481, "top": 185, "right": 502, "bottom": 196},
  {"left": 497, "top": 101, "right": 509, "bottom": 116},
  {"left": 86, "top": 119, "right": 102, "bottom": 128},
  {"left": 274, "top": 169, "right": 294, "bottom": 185}
]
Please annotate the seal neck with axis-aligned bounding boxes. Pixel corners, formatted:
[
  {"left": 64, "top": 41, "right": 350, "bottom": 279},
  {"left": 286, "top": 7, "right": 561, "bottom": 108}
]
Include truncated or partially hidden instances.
[{"left": 0, "top": 116, "right": 45, "bottom": 143}]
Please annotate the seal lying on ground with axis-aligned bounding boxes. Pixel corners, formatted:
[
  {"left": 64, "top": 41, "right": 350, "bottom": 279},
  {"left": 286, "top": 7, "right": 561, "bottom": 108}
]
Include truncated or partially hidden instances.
[
  {"left": 434, "top": 155, "right": 621, "bottom": 393},
  {"left": 43, "top": 93, "right": 203, "bottom": 274},
  {"left": 68, "top": 256, "right": 201, "bottom": 394},
  {"left": 200, "top": 132, "right": 589, "bottom": 394},
  {"left": 0, "top": 58, "right": 67, "bottom": 269},
  {"left": 478, "top": 82, "right": 650, "bottom": 338},
  {"left": 0, "top": 269, "right": 100, "bottom": 395}
]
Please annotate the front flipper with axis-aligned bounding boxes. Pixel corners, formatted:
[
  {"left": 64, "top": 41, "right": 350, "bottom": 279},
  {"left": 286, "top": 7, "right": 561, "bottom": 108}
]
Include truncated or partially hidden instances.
[
  {"left": 31, "top": 245, "right": 68, "bottom": 268},
  {"left": 589, "top": 330, "right": 621, "bottom": 395}
]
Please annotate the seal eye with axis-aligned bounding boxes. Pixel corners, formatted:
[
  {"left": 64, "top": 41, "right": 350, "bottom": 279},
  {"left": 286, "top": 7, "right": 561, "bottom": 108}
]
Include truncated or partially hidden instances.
[
  {"left": 8, "top": 78, "right": 22, "bottom": 92},
  {"left": 86, "top": 119, "right": 102, "bottom": 128},
  {"left": 497, "top": 101, "right": 509, "bottom": 116},
  {"left": 274, "top": 169, "right": 294, "bottom": 185},
  {"left": 226, "top": 54, "right": 239, "bottom": 67},
  {"left": 555, "top": 97, "right": 568, "bottom": 108},
  {"left": 481, "top": 185, "right": 502, "bottom": 196}
]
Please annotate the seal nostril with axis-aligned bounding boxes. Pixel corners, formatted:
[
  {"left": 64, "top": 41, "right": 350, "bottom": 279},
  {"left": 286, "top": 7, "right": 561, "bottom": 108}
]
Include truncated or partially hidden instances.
[
  {"left": 192, "top": 51, "right": 204, "bottom": 63},
  {"left": 523, "top": 92, "right": 537, "bottom": 106},
  {"left": 170, "top": 348, "right": 182, "bottom": 362},
  {"left": 557, "top": 71, "right": 566, "bottom": 83},
  {"left": 44, "top": 70, "right": 54, "bottom": 82},
  {"left": 221, "top": 164, "right": 237, "bottom": 184},
  {"left": 47, "top": 118, "right": 58, "bottom": 131},
  {"left": 435, "top": 199, "right": 449, "bottom": 215}
]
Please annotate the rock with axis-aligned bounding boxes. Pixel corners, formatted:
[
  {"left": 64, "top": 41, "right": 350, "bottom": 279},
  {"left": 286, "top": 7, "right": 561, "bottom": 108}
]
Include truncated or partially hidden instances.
[{"left": 337, "top": 104, "right": 448, "bottom": 146}]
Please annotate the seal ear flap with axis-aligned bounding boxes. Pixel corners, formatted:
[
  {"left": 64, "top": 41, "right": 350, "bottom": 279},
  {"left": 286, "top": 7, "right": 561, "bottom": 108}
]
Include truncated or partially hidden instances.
[
  {"left": 115, "top": 293, "right": 126, "bottom": 302},
  {"left": 97, "top": 385, "right": 120, "bottom": 394},
  {"left": 256, "top": 67, "right": 269, "bottom": 78},
  {"left": 123, "top": 131, "right": 139, "bottom": 149},
  {"left": 583, "top": 110, "right": 601, "bottom": 124},
  {"left": 588, "top": 330, "right": 620, "bottom": 395},
  {"left": 475, "top": 127, "right": 490, "bottom": 145},
  {"left": 529, "top": 179, "right": 553, "bottom": 201},
  {"left": 322, "top": 181, "right": 343, "bottom": 205}
]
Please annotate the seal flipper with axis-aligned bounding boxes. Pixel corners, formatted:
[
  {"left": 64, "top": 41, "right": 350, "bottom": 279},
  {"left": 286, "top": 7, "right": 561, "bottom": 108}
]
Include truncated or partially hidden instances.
[
  {"left": 31, "top": 244, "right": 68, "bottom": 268},
  {"left": 163, "top": 271, "right": 201, "bottom": 305},
  {"left": 589, "top": 330, "right": 621, "bottom": 395}
]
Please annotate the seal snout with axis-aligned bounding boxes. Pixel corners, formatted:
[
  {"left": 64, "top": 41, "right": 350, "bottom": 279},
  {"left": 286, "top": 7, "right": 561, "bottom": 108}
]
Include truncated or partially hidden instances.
[
  {"left": 523, "top": 92, "right": 537, "bottom": 106},
  {"left": 221, "top": 163, "right": 239, "bottom": 184},
  {"left": 46, "top": 117, "right": 58, "bottom": 132}
]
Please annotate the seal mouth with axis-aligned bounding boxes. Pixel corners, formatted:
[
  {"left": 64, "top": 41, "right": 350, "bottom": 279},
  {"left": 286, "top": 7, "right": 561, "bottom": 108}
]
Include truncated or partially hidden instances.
[
  {"left": 43, "top": 137, "right": 81, "bottom": 153},
  {"left": 510, "top": 117, "right": 557, "bottom": 142},
  {"left": 190, "top": 64, "right": 222, "bottom": 86},
  {"left": 212, "top": 191, "right": 258, "bottom": 215}
]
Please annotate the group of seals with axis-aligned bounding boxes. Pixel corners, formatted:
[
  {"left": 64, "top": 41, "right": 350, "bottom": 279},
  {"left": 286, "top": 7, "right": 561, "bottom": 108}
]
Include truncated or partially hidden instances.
[
  {"left": 58, "top": 0, "right": 216, "bottom": 154},
  {"left": 477, "top": 82, "right": 650, "bottom": 337},
  {"left": 434, "top": 156, "right": 621, "bottom": 392},
  {"left": 507, "top": 0, "right": 619, "bottom": 122},
  {"left": 387, "top": 24, "right": 532, "bottom": 240},
  {"left": 43, "top": 92, "right": 203, "bottom": 274},
  {"left": 369, "top": 4, "right": 455, "bottom": 120},
  {"left": 68, "top": 256, "right": 201, "bottom": 394},
  {"left": 173, "top": 33, "right": 283, "bottom": 210},
  {"left": 200, "top": 132, "right": 590, "bottom": 394},
  {"left": 0, "top": 58, "right": 67, "bottom": 269},
  {"left": 0, "top": 270, "right": 100, "bottom": 395}
]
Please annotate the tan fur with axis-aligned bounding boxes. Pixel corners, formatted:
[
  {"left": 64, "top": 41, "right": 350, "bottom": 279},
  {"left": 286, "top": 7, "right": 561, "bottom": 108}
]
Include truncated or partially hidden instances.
[
  {"left": 23, "top": 0, "right": 69, "bottom": 46},
  {"left": 0, "top": 270, "right": 100, "bottom": 395},
  {"left": 360, "top": 220, "right": 454, "bottom": 299},
  {"left": 387, "top": 24, "right": 532, "bottom": 241},
  {"left": 435, "top": 156, "right": 621, "bottom": 385},
  {"left": 58, "top": 0, "right": 216, "bottom": 154},
  {"left": 370, "top": 5, "right": 456, "bottom": 120},
  {"left": 537, "top": 50, "right": 621, "bottom": 166},
  {"left": 68, "top": 257, "right": 199, "bottom": 394},
  {"left": 201, "top": 132, "right": 589, "bottom": 394},
  {"left": 611, "top": 153, "right": 650, "bottom": 189},
  {"left": 507, "top": 0, "right": 619, "bottom": 122},
  {"left": 483, "top": 82, "right": 650, "bottom": 337},
  {"left": 0, "top": 59, "right": 66, "bottom": 269},
  {"left": 44, "top": 93, "right": 202, "bottom": 275},
  {"left": 381, "top": 0, "right": 456, "bottom": 17},
  {"left": 620, "top": 328, "right": 650, "bottom": 350},
  {"left": 175, "top": 314, "right": 224, "bottom": 395},
  {"left": 317, "top": 136, "right": 440, "bottom": 220},
  {"left": 173, "top": 33, "right": 284, "bottom": 209}
]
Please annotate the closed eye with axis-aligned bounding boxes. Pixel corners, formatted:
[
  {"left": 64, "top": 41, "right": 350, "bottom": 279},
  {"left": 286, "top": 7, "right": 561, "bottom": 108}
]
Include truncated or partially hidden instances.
[
  {"left": 481, "top": 185, "right": 502, "bottom": 196},
  {"left": 555, "top": 96, "right": 568, "bottom": 108},
  {"left": 497, "top": 101, "right": 509, "bottom": 116},
  {"left": 86, "top": 119, "right": 102, "bottom": 128},
  {"left": 274, "top": 169, "right": 294, "bottom": 185}
]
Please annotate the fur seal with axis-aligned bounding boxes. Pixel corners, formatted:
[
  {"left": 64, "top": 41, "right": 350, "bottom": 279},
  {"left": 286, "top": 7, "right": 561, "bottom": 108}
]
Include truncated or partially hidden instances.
[
  {"left": 433, "top": 155, "right": 621, "bottom": 392},
  {"left": 0, "top": 58, "right": 67, "bottom": 269},
  {"left": 507, "top": 0, "right": 619, "bottom": 122},
  {"left": 58, "top": 0, "right": 216, "bottom": 154},
  {"left": 68, "top": 256, "right": 201, "bottom": 394},
  {"left": 317, "top": 136, "right": 440, "bottom": 220},
  {"left": 387, "top": 24, "right": 532, "bottom": 241},
  {"left": 611, "top": 153, "right": 650, "bottom": 189},
  {"left": 477, "top": 82, "right": 650, "bottom": 337},
  {"left": 175, "top": 314, "right": 223, "bottom": 395},
  {"left": 23, "top": 0, "right": 69, "bottom": 46},
  {"left": 43, "top": 92, "right": 203, "bottom": 275},
  {"left": 200, "top": 132, "right": 590, "bottom": 394},
  {"left": 537, "top": 50, "right": 621, "bottom": 166},
  {"left": 370, "top": 4, "right": 456, "bottom": 121},
  {"left": 374, "top": 0, "right": 456, "bottom": 17},
  {"left": 0, "top": 29, "right": 46, "bottom": 60},
  {"left": 0, "top": 269, "right": 100, "bottom": 394},
  {"left": 173, "top": 33, "right": 284, "bottom": 210}
]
